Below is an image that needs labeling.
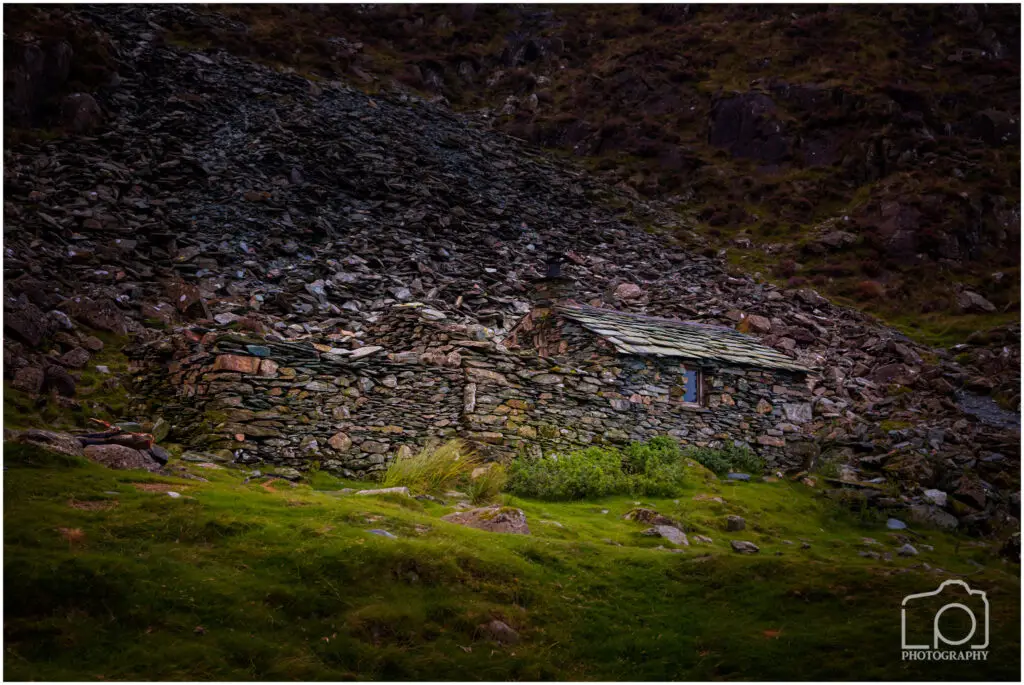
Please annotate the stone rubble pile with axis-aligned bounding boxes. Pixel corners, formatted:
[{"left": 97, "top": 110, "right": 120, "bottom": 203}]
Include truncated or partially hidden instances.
[{"left": 2, "top": 5, "right": 1019, "bottom": 535}]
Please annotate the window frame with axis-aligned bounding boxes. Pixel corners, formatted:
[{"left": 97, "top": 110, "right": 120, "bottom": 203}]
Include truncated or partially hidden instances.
[{"left": 671, "top": 364, "right": 704, "bottom": 408}]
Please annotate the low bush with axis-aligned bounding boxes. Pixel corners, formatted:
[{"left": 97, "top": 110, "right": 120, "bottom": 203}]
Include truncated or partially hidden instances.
[
  {"left": 507, "top": 437, "right": 691, "bottom": 501},
  {"left": 686, "top": 443, "right": 765, "bottom": 476},
  {"left": 507, "top": 447, "right": 625, "bottom": 500},
  {"left": 622, "top": 436, "right": 688, "bottom": 497},
  {"left": 381, "top": 439, "right": 480, "bottom": 494}
]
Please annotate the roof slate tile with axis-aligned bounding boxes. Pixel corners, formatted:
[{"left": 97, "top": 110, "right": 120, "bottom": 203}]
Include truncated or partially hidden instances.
[{"left": 556, "top": 304, "right": 809, "bottom": 372}]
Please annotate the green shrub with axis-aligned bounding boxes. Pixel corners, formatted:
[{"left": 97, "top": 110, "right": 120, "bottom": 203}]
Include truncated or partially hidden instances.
[
  {"left": 506, "top": 447, "right": 626, "bottom": 500},
  {"left": 727, "top": 444, "right": 766, "bottom": 474},
  {"left": 622, "top": 437, "right": 687, "bottom": 496},
  {"left": 686, "top": 443, "right": 765, "bottom": 476},
  {"left": 381, "top": 439, "right": 480, "bottom": 494},
  {"left": 686, "top": 446, "right": 731, "bottom": 475},
  {"left": 507, "top": 438, "right": 692, "bottom": 501},
  {"left": 621, "top": 436, "right": 681, "bottom": 474},
  {"left": 466, "top": 463, "right": 508, "bottom": 504}
]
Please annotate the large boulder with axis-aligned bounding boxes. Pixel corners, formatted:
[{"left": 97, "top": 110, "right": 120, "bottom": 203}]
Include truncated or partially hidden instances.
[
  {"left": 441, "top": 506, "right": 530, "bottom": 534},
  {"left": 59, "top": 296, "right": 127, "bottom": 334},
  {"left": 83, "top": 444, "right": 161, "bottom": 471},
  {"left": 613, "top": 282, "right": 644, "bottom": 301},
  {"left": 11, "top": 366, "right": 45, "bottom": 394},
  {"left": 957, "top": 290, "right": 997, "bottom": 314},
  {"left": 4, "top": 300, "right": 50, "bottom": 347},
  {"left": 9, "top": 429, "right": 84, "bottom": 458},
  {"left": 43, "top": 365, "right": 77, "bottom": 396},
  {"left": 61, "top": 92, "right": 103, "bottom": 132},
  {"left": 907, "top": 504, "right": 958, "bottom": 530}
]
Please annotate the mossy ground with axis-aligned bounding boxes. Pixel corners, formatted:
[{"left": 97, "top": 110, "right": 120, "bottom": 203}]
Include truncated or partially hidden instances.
[
  {"left": 4, "top": 444, "right": 1020, "bottom": 680},
  {"left": 3, "top": 332, "right": 134, "bottom": 433}
]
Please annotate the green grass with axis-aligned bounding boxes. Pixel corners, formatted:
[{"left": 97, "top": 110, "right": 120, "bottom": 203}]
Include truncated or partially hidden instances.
[
  {"left": 4, "top": 442, "right": 1020, "bottom": 680},
  {"left": 881, "top": 310, "right": 1021, "bottom": 350}
]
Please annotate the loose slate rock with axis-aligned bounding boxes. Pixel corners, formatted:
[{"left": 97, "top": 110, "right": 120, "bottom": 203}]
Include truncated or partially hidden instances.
[
  {"left": 147, "top": 445, "right": 170, "bottom": 465},
  {"left": 643, "top": 525, "right": 689, "bottom": 546},
  {"left": 624, "top": 507, "right": 677, "bottom": 526},
  {"left": 730, "top": 540, "right": 760, "bottom": 554},
  {"left": 478, "top": 619, "right": 519, "bottom": 645},
  {"left": 726, "top": 515, "right": 746, "bottom": 531},
  {"left": 355, "top": 486, "right": 410, "bottom": 497},
  {"left": 270, "top": 467, "right": 303, "bottom": 481},
  {"left": 907, "top": 504, "right": 958, "bottom": 530},
  {"left": 441, "top": 506, "right": 530, "bottom": 534},
  {"left": 886, "top": 518, "right": 908, "bottom": 530},
  {"left": 726, "top": 473, "right": 751, "bottom": 481},
  {"left": 368, "top": 529, "right": 397, "bottom": 539}
]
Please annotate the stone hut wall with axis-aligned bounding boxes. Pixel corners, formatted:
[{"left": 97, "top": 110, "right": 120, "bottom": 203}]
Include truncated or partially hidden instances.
[
  {"left": 141, "top": 334, "right": 466, "bottom": 478},
  {"left": 489, "top": 310, "right": 816, "bottom": 465},
  {"left": 136, "top": 307, "right": 817, "bottom": 476},
  {"left": 462, "top": 346, "right": 813, "bottom": 466}
]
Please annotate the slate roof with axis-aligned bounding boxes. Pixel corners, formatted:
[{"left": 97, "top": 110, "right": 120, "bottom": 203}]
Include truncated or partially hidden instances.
[{"left": 555, "top": 304, "right": 810, "bottom": 372}]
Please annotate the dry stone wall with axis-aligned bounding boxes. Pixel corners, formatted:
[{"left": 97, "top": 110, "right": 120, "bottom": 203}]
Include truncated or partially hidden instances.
[
  {"left": 462, "top": 344, "right": 814, "bottom": 466},
  {"left": 143, "top": 334, "right": 465, "bottom": 478},
  {"left": 138, "top": 312, "right": 817, "bottom": 476}
]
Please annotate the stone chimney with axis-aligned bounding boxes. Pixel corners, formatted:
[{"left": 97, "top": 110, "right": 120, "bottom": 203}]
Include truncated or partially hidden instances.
[{"left": 529, "top": 254, "right": 575, "bottom": 307}]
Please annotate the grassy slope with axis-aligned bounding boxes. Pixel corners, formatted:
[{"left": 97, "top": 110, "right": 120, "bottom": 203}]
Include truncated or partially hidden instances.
[{"left": 4, "top": 444, "right": 1020, "bottom": 681}]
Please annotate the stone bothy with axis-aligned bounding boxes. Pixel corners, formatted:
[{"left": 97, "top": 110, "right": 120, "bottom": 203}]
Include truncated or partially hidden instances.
[{"left": 136, "top": 300, "right": 817, "bottom": 479}]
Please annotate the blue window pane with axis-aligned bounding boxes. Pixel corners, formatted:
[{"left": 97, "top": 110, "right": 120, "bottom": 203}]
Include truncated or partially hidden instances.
[{"left": 681, "top": 369, "right": 699, "bottom": 403}]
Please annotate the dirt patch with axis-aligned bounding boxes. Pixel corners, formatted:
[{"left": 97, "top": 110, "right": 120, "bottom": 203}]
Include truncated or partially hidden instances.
[
  {"left": 67, "top": 499, "right": 119, "bottom": 511},
  {"left": 131, "top": 483, "right": 187, "bottom": 493},
  {"left": 56, "top": 527, "right": 86, "bottom": 546}
]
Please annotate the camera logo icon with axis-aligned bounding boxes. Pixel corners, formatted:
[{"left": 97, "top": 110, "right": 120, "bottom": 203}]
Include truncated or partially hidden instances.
[{"left": 902, "top": 580, "right": 989, "bottom": 654}]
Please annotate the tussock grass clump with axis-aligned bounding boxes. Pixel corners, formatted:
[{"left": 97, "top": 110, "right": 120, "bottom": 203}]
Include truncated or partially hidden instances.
[
  {"left": 466, "top": 463, "right": 508, "bottom": 505},
  {"left": 381, "top": 439, "right": 480, "bottom": 494}
]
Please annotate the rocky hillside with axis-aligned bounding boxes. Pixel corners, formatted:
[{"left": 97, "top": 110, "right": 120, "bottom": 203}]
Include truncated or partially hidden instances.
[
  {"left": 2, "top": 5, "right": 1020, "bottom": 534},
  {"left": 142, "top": 3, "right": 1022, "bottom": 347}
]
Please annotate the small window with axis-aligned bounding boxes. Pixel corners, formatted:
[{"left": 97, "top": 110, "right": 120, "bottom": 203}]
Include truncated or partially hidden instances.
[{"left": 670, "top": 366, "right": 703, "bottom": 406}]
